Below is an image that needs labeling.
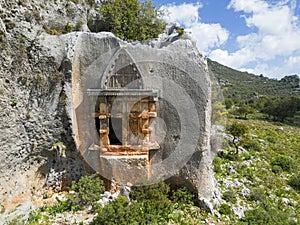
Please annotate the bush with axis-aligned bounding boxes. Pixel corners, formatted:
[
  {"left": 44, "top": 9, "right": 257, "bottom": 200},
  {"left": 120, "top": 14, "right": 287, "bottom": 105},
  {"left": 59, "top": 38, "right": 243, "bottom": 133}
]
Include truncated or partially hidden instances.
[
  {"left": 248, "top": 188, "right": 266, "bottom": 205},
  {"left": 239, "top": 208, "right": 298, "bottom": 225},
  {"left": 288, "top": 174, "right": 300, "bottom": 191},
  {"left": 213, "top": 156, "right": 222, "bottom": 173},
  {"left": 91, "top": 196, "right": 131, "bottom": 225},
  {"left": 170, "top": 186, "right": 195, "bottom": 205},
  {"left": 92, "top": 182, "right": 172, "bottom": 225},
  {"left": 68, "top": 174, "right": 105, "bottom": 208},
  {"left": 219, "top": 203, "right": 231, "bottom": 215},
  {"left": 242, "top": 139, "right": 262, "bottom": 151},
  {"left": 130, "top": 182, "right": 170, "bottom": 202},
  {"left": 222, "top": 190, "right": 237, "bottom": 204},
  {"left": 46, "top": 199, "right": 73, "bottom": 215},
  {"left": 220, "top": 151, "right": 239, "bottom": 161},
  {"left": 271, "top": 155, "right": 295, "bottom": 172},
  {"left": 272, "top": 165, "right": 283, "bottom": 174}
]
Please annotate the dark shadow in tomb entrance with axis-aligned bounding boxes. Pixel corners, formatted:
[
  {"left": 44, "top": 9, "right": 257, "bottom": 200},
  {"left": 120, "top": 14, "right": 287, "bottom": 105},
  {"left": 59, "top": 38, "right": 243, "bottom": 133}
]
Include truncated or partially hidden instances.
[
  {"left": 109, "top": 117, "right": 122, "bottom": 145},
  {"left": 95, "top": 117, "right": 100, "bottom": 136}
]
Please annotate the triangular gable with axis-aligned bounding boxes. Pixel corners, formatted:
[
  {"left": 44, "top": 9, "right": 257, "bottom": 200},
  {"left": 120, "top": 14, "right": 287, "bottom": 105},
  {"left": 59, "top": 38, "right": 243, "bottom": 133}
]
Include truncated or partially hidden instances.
[{"left": 101, "top": 48, "right": 144, "bottom": 89}]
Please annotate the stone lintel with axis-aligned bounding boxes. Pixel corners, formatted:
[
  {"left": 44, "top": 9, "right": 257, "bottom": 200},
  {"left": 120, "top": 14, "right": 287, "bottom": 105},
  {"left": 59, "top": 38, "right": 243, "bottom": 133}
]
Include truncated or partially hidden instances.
[{"left": 87, "top": 89, "right": 159, "bottom": 100}]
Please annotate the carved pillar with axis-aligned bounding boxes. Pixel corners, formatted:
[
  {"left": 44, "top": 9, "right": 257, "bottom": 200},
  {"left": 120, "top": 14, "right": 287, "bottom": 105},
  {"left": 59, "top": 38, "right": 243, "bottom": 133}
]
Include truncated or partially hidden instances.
[{"left": 99, "top": 102, "right": 109, "bottom": 147}]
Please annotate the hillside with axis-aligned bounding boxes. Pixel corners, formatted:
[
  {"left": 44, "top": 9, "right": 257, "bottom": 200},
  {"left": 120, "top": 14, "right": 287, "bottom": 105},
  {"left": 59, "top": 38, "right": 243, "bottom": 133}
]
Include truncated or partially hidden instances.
[
  {"left": 213, "top": 118, "right": 300, "bottom": 224},
  {"left": 207, "top": 59, "right": 300, "bottom": 99}
]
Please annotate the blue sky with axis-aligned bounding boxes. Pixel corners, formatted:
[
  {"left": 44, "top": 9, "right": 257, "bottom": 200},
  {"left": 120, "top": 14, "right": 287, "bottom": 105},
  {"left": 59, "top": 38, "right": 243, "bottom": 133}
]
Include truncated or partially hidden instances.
[{"left": 153, "top": 0, "right": 300, "bottom": 79}]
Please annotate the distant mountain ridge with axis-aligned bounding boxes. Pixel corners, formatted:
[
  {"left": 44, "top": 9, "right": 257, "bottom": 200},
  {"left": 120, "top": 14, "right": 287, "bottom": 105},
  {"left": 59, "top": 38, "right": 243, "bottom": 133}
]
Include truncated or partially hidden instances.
[{"left": 207, "top": 59, "right": 300, "bottom": 99}]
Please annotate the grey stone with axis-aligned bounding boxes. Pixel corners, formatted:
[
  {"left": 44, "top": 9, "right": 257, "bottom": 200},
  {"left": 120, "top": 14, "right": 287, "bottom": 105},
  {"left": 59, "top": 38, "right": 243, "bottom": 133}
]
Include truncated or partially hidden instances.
[{"left": 0, "top": 18, "right": 6, "bottom": 34}]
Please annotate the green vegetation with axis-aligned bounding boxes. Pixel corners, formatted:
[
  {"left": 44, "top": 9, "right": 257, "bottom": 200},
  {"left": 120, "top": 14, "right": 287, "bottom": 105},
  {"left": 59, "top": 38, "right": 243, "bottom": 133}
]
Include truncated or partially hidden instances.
[
  {"left": 45, "top": 21, "right": 76, "bottom": 35},
  {"left": 98, "top": 0, "right": 166, "bottom": 41},
  {"left": 208, "top": 59, "right": 300, "bottom": 99},
  {"left": 238, "top": 207, "right": 298, "bottom": 225},
  {"left": 69, "top": 173, "right": 105, "bottom": 208},
  {"left": 259, "top": 96, "right": 300, "bottom": 122},
  {"left": 214, "top": 118, "right": 300, "bottom": 224},
  {"left": 208, "top": 58, "right": 300, "bottom": 125},
  {"left": 219, "top": 203, "right": 232, "bottom": 215},
  {"left": 227, "top": 122, "right": 248, "bottom": 154},
  {"left": 213, "top": 56, "right": 300, "bottom": 222},
  {"left": 8, "top": 178, "right": 209, "bottom": 224},
  {"left": 289, "top": 174, "right": 300, "bottom": 191},
  {"left": 92, "top": 182, "right": 206, "bottom": 225},
  {"left": 10, "top": 99, "right": 17, "bottom": 107},
  {"left": 271, "top": 155, "right": 295, "bottom": 172}
]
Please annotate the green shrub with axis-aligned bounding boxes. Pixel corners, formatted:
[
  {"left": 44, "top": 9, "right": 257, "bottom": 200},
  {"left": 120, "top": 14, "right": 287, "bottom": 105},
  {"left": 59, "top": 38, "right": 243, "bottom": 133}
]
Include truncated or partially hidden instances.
[
  {"left": 170, "top": 186, "right": 194, "bottom": 205},
  {"left": 248, "top": 188, "right": 266, "bottom": 204},
  {"left": 242, "top": 139, "right": 262, "bottom": 151},
  {"left": 272, "top": 165, "right": 283, "bottom": 174},
  {"left": 219, "top": 203, "right": 231, "bottom": 215},
  {"left": 227, "top": 122, "right": 248, "bottom": 154},
  {"left": 271, "top": 155, "right": 295, "bottom": 172},
  {"left": 46, "top": 198, "right": 73, "bottom": 215},
  {"left": 69, "top": 174, "right": 105, "bottom": 208},
  {"left": 288, "top": 174, "right": 300, "bottom": 191},
  {"left": 177, "top": 28, "right": 185, "bottom": 35},
  {"left": 221, "top": 151, "right": 239, "bottom": 161},
  {"left": 48, "top": 29, "right": 58, "bottom": 35},
  {"left": 222, "top": 190, "right": 237, "bottom": 204},
  {"left": 267, "top": 136, "right": 276, "bottom": 143},
  {"left": 130, "top": 182, "right": 170, "bottom": 202},
  {"left": 239, "top": 208, "right": 298, "bottom": 225},
  {"left": 244, "top": 169, "right": 255, "bottom": 182},
  {"left": 10, "top": 99, "right": 17, "bottom": 107},
  {"left": 92, "top": 182, "right": 173, "bottom": 225},
  {"left": 91, "top": 196, "right": 131, "bottom": 225},
  {"left": 213, "top": 156, "right": 222, "bottom": 173}
]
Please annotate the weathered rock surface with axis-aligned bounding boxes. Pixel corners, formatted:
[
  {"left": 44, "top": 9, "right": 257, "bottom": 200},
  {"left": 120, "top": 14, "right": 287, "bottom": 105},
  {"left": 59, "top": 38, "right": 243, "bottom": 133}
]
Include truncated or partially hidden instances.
[
  {"left": 0, "top": 0, "right": 97, "bottom": 219},
  {"left": 58, "top": 31, "right": 216, "bottom": 205},
  {"left": 0, "top": 0, "right": 218, "bottom": 221}
]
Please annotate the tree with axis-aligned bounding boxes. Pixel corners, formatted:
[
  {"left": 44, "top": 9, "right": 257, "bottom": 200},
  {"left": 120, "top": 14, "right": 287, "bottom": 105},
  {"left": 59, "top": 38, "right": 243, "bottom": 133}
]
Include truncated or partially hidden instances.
[
  {"left": 237, "top": 104, "right": 255, "bottom": 119},
  {"left": 98, "top": 0, "right": 166, "bottom": 41},
  {"left": 227, "top": 122, "right": 248, "bottom": 154},
  {"left": 260, "top": 97, "right": 300, "bottom": 122}
]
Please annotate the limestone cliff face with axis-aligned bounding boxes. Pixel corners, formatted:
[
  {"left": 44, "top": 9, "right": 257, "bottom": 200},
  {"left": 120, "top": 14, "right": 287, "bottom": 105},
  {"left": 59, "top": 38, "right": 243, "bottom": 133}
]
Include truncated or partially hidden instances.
[
  {"left": 0, "top": 0, "right": 96, "bottom": 214},
  {"left": 0, "top": 0, "right": 218, "bottom": 215}
]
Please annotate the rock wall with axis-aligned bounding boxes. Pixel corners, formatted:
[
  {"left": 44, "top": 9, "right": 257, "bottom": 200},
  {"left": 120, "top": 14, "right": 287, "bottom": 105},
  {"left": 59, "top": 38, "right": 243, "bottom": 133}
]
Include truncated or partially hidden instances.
[
  {"left": 0, "top": 0, "right": 218, "bottom": 216},
  {"left": 0, "top": 0, "right": 98, "bottom": 214}
]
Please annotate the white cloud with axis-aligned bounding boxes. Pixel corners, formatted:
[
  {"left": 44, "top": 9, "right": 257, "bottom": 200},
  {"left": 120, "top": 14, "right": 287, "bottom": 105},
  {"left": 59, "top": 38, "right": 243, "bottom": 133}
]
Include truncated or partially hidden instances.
[
  {"left": 227, "top": 0, "right": 269, "bottom": 14},
  {"left": 161, "top": 2, "right": 202, "bottom": 27},
  {"left": 186, "top": 23, "right": 229, "bottom": 53},
  {"left": 160, "top": 0, "right": 300, "bottom": 78},
  {"left": 161, "top": 2, "right": 229, "bottom": 55},
  {"left": 286, "top": 55, "right": 300, "bottom": 67},
  {"left": 209, "top": 48, "right": 256, "bottom": 68},
  {"left": 210, "top": 0, "right": 300, "bottom": 78}
]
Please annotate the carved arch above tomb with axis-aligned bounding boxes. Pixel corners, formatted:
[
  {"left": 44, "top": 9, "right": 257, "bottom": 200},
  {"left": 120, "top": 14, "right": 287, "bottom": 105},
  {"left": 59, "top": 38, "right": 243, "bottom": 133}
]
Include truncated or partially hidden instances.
[{"left": 101, "top": 48, "right": 144, "bottom": 89}]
